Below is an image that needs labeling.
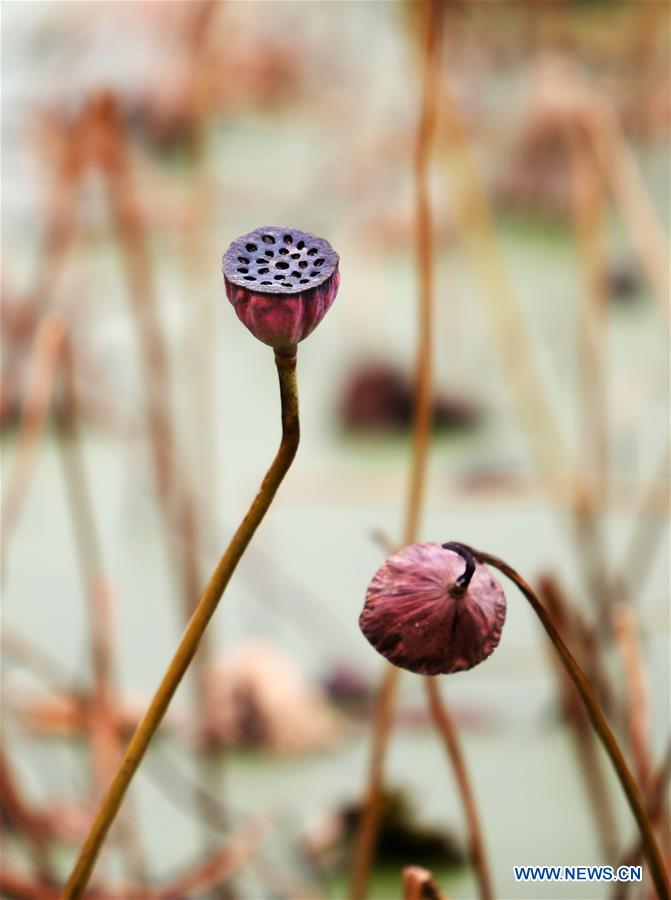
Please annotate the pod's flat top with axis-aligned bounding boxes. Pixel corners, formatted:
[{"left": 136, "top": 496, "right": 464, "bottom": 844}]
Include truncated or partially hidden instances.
[{"left": 222, "top": 226, "right": 339, "bottom": 294}]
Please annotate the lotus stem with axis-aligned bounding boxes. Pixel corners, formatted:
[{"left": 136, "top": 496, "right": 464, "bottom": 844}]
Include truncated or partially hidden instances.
[{"left": 62, "top": 346, "right": 300, "bottom": 899}]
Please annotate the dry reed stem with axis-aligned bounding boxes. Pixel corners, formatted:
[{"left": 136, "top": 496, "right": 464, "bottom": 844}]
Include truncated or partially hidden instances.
[
  {"left": 33, "top": 121, "right": 82, "bottom": 306},
  {"left": 58, "top": 339, "right": 118, "bottom": 782},
  {"left": 349, "top": 5, "right": 439, "bottom": 896},
  {"left": 179, "top": 0, "right": 219, "bottom": 514},
  {"left": 539, "top": 576, "right": 620, "bottom": 857},
  {"left": 402, "top": 865, "right": 447, "bottom": 900},
  {"left": 612, "top": 603, "right": 652, "bottom": 791},
  {"left": 63, "top": 348, "right": 300, "bottom": 899},
  {"left": 438, "top": 76, "right": 568, "bottom": 493},
  {"left": 350, "top": 8, "right": 492, "bottom": 900},
  {"left": 570, "top": 116, "right": 609, "bottom": 519},
  {"left": 616, "top": 448, "right": 671, "bottom": 605},
  {"left": 613, "top": 743, "right": 671, "bottom": 900},
  {"left": 566, "top": 114, "right": 615, "bottom": 649},
  {"left": 424, "top": 679, "right": 493, "bottom": 900},
  {"left": 587, "top": 103, "right": 670, "bottom": 321},
  {"left": 1, "top": 317, "right": 66, "bottom": 549}
]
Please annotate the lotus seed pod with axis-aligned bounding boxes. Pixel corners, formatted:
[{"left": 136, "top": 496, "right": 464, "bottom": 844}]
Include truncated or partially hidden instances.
[
  {"left": 222, "top": 226, "right": 339, "bottom": 349},
  {"left": 359, "top": 542, "right": 506, "bottom": 676}
]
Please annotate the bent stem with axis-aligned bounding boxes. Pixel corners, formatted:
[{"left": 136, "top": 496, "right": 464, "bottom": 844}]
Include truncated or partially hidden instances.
[
  {"left": 62, "top": 346, "right": 300, "bottom": 900},
  {"left": 455, "top": 544, "right": 670, "bottom": 900}
]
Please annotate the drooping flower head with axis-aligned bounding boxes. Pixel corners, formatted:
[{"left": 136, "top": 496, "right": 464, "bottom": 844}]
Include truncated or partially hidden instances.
[
  {"left": 359, "top": 542, "right": 506, "bottom": 676},
  {"left": 222, "top": 226, "right": 339, "bottom": 349}
]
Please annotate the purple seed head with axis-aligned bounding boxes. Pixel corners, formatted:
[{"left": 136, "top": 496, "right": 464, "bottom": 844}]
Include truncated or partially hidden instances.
[
  {"left": 222, "top": 226, "right": 339, "bottom": 349},
  {"left": 359, "top": 542, "right": 506, "bottom": 676}
]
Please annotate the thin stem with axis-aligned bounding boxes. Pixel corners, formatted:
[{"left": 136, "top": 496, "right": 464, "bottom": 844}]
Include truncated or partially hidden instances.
[
  {"left": 569, "top": 114, "right": 611, "bottom": 620},
  {"left": 1, "top": 317, "right": 65, "bottom": 553},
  {"left": 613, "top": 743, "right": 671, "bottom": 900},
  {"left": 539, "top": 575, "right": 620, "bottom": 858},
  {"left": 612, "top": 603, "right": 652, "bottom": 791},
  {"left": 62, "top": 347, "right": 300, "bottom": 899},
  {"left": 462, "top": 545, "right": 670, "bottom": 900},
  {"left": 348, "top": 5, "right": 440, "bottom": 897},
  {"left": 588, "top": 99, "right": 670, "bottom": 321},
  {"left": 424, "top": 679, "right": 493, "bottom": 900}
]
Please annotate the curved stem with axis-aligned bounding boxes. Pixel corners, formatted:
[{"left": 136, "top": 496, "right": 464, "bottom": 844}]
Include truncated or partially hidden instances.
[
  {"left": 464, "top": 545, "right": 670, "bottom": 900},
  {"left": 62, "top": 347, "right": 300, "bottom": 899}
]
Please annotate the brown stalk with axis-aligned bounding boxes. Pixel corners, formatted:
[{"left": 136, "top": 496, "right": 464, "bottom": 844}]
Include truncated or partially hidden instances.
[
  {"left": 351, "top": 7, "right": 492, "bottom": 900},
  {"left": 179, "top": 0, "right": 219, "bottom": 517},
  {"left": 569, "top": 113, "right": 610, "bottom": 617},
  {"left": 616, "top": 448, "right": 670, "bottom": 606},
  {"left": 612, "top": 603, "right": 652, "bottom": 791},
  {"left": 402, "top": 865, "right": 447, "bottom": 900},
  {"left": 424, "top": 679, "right": 493, "bottom": 900},
  {"left": 613, "top": 743, "right": 671, "bottom": 900},
  {"left": 63, "top": 347, "right": 300, "bottom": 899},
  {"left": 587, "top": 100, "right": 670, "bottom": 321},
  {"left": 1, "top": 318, "right": 66, "bottom": 549},
  {"left": 32, "top": 112, "right": 83, "bottom": 306},
  {"left": 438, "top": 75, "right": 568, "bottom": 495},
  {"left": 348, "top": 4, "right": 439, "bottom": 896},
  {"left": 459, "top": 544, "right": 669, "bottom": 900},
  {"left": 539, "top": 575, "right": 620, "bottom": 857}
]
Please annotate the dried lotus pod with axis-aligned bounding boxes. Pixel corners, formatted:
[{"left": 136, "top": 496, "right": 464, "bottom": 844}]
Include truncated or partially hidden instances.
[
  {"left": 359, "top": 542, "right": 506, "bottom": 676},
  {"left": 222, "top": 225, "right": 339, "bottom": 349}
]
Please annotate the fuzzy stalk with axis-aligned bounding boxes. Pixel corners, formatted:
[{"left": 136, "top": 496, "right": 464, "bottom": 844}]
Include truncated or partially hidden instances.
[
  {"left": 458, "top": 544, "right": 670, "bottom": 900},
  {"left": 62, "top": 347, "right": 300, "bottom": 899}
]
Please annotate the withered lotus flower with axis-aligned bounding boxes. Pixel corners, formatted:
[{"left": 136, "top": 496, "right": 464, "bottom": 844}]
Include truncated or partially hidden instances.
[
  {"left": 222, "top": 226, "right": 339, "bottom": 349},
  {"left": 359, "top": 542, "right": 506, "bottom": 676}
]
